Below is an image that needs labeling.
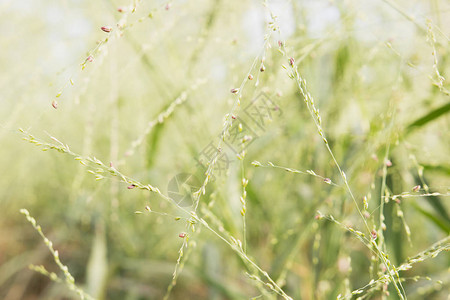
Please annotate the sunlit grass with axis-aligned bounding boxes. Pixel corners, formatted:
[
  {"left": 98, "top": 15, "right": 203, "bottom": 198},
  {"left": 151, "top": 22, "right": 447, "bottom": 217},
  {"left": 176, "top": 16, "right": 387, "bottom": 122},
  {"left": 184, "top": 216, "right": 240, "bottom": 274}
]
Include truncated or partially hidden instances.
[{"left": 0, "top": 0, "right": 449, "bottom": 299}]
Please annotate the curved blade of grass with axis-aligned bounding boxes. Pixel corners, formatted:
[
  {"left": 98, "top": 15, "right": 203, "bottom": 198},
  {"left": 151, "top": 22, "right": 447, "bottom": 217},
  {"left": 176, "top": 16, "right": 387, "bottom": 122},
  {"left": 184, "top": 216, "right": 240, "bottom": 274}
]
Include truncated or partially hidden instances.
[
  {"left": 145, "top": 95, "right": 185, "bottom": 168},
  {"left": 425, "top": 196, "right": 450, "bottom": 227},
  {"left": 410, "top": 202, "right": 450, "bottom": 234},
  {"left": 406, "top": 102, "right": 450, "bottom": 134},
  {"left": 423, "top": 164, "right": 450, "bottom": 176},
  {"left": 145, "top": 122, "right": 164, "bottom": 169}
]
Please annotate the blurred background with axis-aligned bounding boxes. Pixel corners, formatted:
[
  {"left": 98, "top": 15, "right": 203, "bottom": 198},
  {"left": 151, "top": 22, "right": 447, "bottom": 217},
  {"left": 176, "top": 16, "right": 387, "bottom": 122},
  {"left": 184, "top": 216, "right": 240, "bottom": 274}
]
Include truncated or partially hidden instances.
[{"left": 0, "top": 0, "right": 449, "bottom": 299}]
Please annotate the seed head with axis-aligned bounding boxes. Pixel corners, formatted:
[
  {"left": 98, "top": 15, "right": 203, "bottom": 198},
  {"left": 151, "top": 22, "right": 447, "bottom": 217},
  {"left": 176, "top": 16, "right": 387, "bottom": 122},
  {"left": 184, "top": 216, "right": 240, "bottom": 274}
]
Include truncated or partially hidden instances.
[
  {"left": 242, "top": 135, "right": 252, "bottom": 143},
  {"left": 101, "top": 26, "right": 112, "bottom": 33},
  {"left": 289, "top": 57, "right": 295, "bottom": 66},
  {"left": 371, "top": 230, "right": 377, "bottom": 240},
  {"left": 242, "top": 178, "right": 248, "bottom": 187}
]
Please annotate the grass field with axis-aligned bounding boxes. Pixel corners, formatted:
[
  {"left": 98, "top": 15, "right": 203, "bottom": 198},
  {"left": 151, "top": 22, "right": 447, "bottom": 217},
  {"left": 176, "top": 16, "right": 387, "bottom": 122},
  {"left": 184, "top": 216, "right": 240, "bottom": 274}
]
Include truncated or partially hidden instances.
[{"left": 0, "top": 0, "right": 449, "bottom": 299}]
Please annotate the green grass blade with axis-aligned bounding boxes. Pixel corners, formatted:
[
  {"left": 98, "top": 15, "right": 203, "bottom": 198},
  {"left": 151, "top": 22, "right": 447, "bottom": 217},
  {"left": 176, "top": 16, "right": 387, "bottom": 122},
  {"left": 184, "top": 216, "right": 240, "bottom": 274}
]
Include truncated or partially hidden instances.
[{"left": 406, "top": 102, "right": 450, "bottom": 134}]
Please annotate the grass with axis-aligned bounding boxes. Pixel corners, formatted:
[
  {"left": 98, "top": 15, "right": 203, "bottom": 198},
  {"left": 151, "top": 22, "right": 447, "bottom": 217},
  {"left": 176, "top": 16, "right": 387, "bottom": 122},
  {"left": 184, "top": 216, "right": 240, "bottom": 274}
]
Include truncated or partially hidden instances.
[{"left": 0, "top": 0, "right": 449, "bottom": 299}]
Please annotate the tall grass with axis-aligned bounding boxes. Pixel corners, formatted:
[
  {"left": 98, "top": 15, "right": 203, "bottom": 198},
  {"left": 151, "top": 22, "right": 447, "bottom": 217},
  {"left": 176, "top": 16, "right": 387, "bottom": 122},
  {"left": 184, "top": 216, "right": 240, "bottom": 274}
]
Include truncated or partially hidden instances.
[{"left": 0, "top": 0, "right": 449, "bottom": 299}]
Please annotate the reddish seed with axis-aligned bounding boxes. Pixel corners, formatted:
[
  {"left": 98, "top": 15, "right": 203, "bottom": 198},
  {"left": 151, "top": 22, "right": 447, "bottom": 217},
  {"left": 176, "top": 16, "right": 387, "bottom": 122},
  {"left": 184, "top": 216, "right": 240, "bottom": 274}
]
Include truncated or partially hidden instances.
[
  {"left": 86, "top": 55, "right": 94, "bottom": 62},
  {"left": 101, "top": 26, "right": 112, "bottom": 33},
  {"left": 412, "top": 185, "right": 420, "bottom": 192},
  {"left": 117, "top": 7, "right": 125, "bottom": 13},
  {"left": 230, "top": 88, "right": 239, "bottom": 94},
  {"left": 289, "top": 57, "right": 295, "bottom": 66},
  {"left": 248, "top": 74, "right": 253, "bottom": 80},
  {"left": 179, "top": 232, "right": 186, "bottom": 238},
  {"left": 127, "top": 184, "right": 136, "bottom": 189},
  {"left": 323, "top": 178, "right": 331, "bottom": 184},
  {"left": 52, "top": 100, "right": 58, "bottom": 109},
  {"left": 165, "top": 4, "right": 171, "bottom": 10},
  {"left": 278, "top": 40, "right": 283, "bottom": 47},
  {"left": 385, "top": 159, "right": 392, "bottom": 167},
  {"left": 260, "top": 65, "right": 265, "bottom": 72},
  {"left": 231, "top": 115, "right": 236, "bottom": 120},
  {"left": 371, "top": 230, "right": 377, "bottom": 240}
]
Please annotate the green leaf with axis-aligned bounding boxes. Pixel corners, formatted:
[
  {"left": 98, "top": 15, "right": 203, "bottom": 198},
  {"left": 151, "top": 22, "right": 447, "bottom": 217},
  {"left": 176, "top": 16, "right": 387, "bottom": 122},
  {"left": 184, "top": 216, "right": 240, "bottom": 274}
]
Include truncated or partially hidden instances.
[
  {"left": 406, "top": 102, "right": 450, "bottom": 134},
  {"left": 411, "top": 202, "right": 450, "bottom": 234}
]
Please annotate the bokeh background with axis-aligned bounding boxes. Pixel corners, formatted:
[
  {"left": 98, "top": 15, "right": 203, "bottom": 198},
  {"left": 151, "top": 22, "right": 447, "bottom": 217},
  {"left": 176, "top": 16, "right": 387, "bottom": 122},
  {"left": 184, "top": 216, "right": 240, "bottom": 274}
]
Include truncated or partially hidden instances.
[{"left": 0, "top": 0, "right": 449, "bottom": 299}]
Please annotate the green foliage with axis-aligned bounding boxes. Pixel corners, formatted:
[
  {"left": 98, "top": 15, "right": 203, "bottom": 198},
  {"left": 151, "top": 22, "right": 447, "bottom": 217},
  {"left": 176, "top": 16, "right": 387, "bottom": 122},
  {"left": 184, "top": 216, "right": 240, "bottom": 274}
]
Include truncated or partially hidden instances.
[{"left": 0, "top": 0, "right": 449, "bottom": 299}]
